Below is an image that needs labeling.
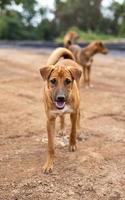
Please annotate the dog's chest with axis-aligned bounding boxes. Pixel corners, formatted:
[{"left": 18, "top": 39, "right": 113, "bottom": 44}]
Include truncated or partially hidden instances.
[{"left": 50, "top": 105, "right": 73, "bottom": 117}]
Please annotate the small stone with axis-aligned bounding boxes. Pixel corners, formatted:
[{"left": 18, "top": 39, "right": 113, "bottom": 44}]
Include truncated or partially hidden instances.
[
  {"left": 78, "top": 182, "right": 83, "bottom": 187},
  {"left": 50, "top": 183, "right": 54, "bottom": 188},
  {"left": 68, "top": 189, "right": 74, "bottom": 196}
]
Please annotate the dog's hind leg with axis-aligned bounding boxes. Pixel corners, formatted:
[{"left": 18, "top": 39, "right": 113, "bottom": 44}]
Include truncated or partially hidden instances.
[
  {"left": 58, "top": 115, "right": 66, "bottom": 136},
  {"left": 43, "top": 116, "right": 56, "bottom": 173}
]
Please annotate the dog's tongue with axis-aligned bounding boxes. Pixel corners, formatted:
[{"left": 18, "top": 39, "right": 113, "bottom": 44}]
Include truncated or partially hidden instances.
[{"left": 55, "top": 101, "right": 65, "bottom": 109}]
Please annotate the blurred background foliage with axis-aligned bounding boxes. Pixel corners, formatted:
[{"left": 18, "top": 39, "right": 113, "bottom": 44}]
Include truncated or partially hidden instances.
[{"left": 0, "top": 0, "right": 125, "bottom": 40}]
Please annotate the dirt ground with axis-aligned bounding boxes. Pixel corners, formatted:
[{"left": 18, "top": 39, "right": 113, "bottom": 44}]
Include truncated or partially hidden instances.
[{"left": 0, "top": 47, "right": 125, "bottom": 200}]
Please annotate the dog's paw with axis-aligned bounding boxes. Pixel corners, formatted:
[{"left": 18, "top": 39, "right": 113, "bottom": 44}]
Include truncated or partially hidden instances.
[
  {"left": 69, "top": 144, "right": 77, "bottom": 152},
  {"left": 58, "top": 128, "right": 66, "bottom": 136},
  {"left": 42, "top": 161, "right": 54, "bottom": 174}
]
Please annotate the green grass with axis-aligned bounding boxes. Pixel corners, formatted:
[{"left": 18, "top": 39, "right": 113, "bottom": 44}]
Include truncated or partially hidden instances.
[{"left": 56, "top": 26, "right": 120, "bottom": 43}]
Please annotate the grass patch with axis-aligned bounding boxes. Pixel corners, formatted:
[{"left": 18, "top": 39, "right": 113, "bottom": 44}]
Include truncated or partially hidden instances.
[{"left": 56, "top": 27, "right": 120, "bottom": 43}]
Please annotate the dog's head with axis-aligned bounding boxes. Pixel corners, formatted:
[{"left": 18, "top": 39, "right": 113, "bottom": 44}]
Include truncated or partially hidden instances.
[
  {"left": 94, "top": 41, "right": 108, "bottom": 54},
  {"left": 40, "top": 65, "right": 81, "bottom": 110}
]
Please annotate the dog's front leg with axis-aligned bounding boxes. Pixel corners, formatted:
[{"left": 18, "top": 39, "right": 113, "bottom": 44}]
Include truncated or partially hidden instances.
[
  {"left": 43, "top": 116, "right": 56, "bottom": 173},
  {"left": 87, "top": 61, "right": 93, "bottom": 88},
  {"left": 69, "top": 111, "right": 77, "bottom": 151},
  {"left": 83, "top": 66, "right": 89, "bottom": 88},
  {"left": 76, "top": 109, "right": 82, "bottom": 139}
]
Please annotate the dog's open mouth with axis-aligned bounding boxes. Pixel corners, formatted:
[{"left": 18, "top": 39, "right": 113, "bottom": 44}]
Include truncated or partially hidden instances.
[{"left": 55, "top": 101, "right": 65, "bottom": 109}]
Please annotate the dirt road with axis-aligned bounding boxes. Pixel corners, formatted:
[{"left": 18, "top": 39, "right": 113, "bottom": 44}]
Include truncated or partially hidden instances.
[{"left": 0, "top": 48, "right": 125, "bottom": 200}]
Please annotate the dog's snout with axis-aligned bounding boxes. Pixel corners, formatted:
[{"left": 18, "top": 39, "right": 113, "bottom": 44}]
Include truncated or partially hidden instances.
[{"left": 56, "top": 95, "right": 65, "bottom": 102}]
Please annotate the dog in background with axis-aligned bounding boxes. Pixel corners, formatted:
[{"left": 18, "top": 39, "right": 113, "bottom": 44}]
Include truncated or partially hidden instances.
[
  {"left": 40, "top": 47, "right": 82, "bottom": 173},
  {"left": 64, "top": 31, "right": 79, "bottom": 48},
  {"left": 68, "top": 41, "right": 108, "bottom": 88}
]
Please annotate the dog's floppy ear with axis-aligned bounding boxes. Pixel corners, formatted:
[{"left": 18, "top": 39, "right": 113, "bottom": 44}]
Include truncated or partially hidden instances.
[
  {"left": 68, "top": 66, "right": 82, "bottom": 81},
  {"left": 97, "top": 41, "right": 103, "bottom": 47},
  {"left": 39, "top": 65, "right": 54, "bottom": 81}
]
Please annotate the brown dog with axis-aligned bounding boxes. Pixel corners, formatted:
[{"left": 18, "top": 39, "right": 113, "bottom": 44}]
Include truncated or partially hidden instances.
[
  {"left": 64, "top": 31, "right": 79, "bottom": 48},
  {"left": 40, "top": 48, "right": 82, "bottom": 173},
  {"left": 68, "top": 41, "right": 108, "bottom": 88}
]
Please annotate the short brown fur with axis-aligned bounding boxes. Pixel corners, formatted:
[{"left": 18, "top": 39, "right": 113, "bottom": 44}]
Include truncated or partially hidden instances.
[
  {"left": 68, "top": 41, "right": 108, "bottom": 87},
  {"left": 40, "top": 48, "right": 82, "bottom": 173}
]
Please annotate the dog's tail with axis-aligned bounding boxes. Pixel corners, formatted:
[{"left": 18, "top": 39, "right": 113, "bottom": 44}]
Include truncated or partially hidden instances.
[
  {"left": 64, "top": 40, "right": 72, "bottom": 48},
  {"left": 47, "top": 47, "right": 75, "bottom": 65}
]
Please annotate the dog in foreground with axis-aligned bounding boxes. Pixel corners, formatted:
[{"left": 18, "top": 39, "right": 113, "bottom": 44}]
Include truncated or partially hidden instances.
[
  {"left": 40, "top": 47, "right": 82, "bottom": 173},
  {"left": 68, "top": 41, "right": 108, "bottom": 88}
]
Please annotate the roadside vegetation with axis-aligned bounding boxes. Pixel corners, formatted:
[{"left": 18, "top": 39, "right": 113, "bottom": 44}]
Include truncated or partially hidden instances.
[
  {"left": 56, "top": 27, "right": 120, "bottom": 42},
  {"left": 0, "top": 0, "right": 125, "bottom": 41}
]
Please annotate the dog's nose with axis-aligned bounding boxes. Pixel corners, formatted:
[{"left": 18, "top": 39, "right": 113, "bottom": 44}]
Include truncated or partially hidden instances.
[{"left": 56, "top": 95, "right": 65, "bottom": 102}]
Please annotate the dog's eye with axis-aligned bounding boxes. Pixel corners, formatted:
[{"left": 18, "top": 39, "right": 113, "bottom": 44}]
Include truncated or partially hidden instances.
[
  {"left": 50, "top": 78, "right": 57, "bottom": 85},
  {"left": 64, "top": 78, "right": 72, "bottom": 85}
]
